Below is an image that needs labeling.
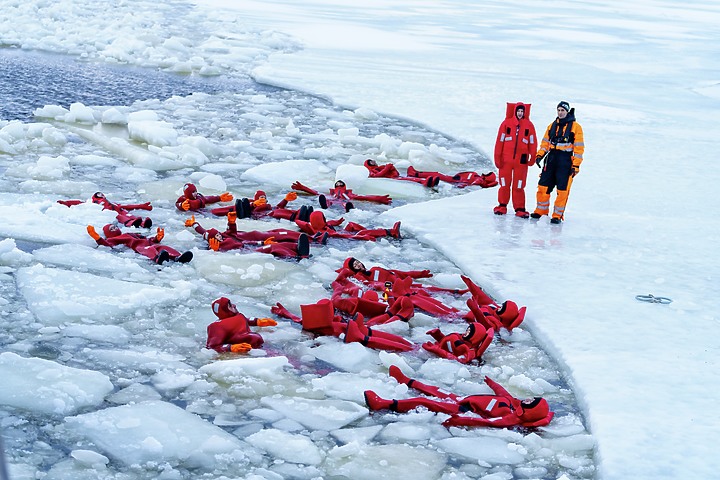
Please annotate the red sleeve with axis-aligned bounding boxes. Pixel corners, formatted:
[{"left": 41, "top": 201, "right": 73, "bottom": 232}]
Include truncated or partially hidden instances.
[
  {"left": 291, "top": 181, "right": 319, "bottom": 195},
  {"left": 484, "top": 377, "right": 511, "bottom": 397},
  {"left": 57, "top": 200, "right": 83, "bottom": 207},
  {"left": 117, "top": 202, "right": 153, "bottom": 211}
]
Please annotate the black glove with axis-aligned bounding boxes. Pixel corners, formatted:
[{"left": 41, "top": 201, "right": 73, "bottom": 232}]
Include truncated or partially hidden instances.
[{"left": 536, "top": 155, "right": 544, "bottom": 168}]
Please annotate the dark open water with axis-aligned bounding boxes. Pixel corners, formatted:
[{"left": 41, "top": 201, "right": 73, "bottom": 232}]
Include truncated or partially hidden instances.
[{"left": 0, "top": 48, "right": 278, "bottom": 122}]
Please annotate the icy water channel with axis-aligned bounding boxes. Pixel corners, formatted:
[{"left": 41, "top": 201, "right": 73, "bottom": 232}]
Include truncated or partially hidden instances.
[
  {"left": 0, "top": 48, "right": 595, "bottom": 479},
  {"left": 0, "top": 47, "right": 276, "bottom": 122}
]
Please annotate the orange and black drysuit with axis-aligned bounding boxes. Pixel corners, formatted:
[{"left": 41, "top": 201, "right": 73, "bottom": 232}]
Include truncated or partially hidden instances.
[
  {"left": 494, "top": 102, "right": 538, "bottom": 215},
  {"left": 533, "top": 108, "right": 585, "bottom": 221}
]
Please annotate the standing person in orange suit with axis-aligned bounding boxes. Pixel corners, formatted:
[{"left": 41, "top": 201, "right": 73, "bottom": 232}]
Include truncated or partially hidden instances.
[
  {"left": 206, "top": 297, "right": 277, "bottom": 354},
  {"left": 493, "top": 102, "right": 538, "bottom": 218},
  {"left": 364, "top": 366, "right": 553, "bottom": 428},
  {"left": 531, "top": 101, "right": 585, "bottom": 224}
]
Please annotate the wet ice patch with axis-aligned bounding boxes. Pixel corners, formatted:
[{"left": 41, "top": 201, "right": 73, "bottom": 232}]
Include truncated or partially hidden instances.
[
  {"left": 0, "top": 352, "right": 113, "bottom": 415},
  {"left": 65, "top": 400, "right": 246, "bottom": 468},
  {"left": 261, "top": 395, "right": 368, "bottom": 431}
]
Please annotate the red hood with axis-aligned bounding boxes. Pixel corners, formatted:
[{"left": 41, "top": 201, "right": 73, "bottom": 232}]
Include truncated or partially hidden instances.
[
  {"left": 309, "top": 211, "right": 327, "bottom": 230},
  {"left": 183, "top": 183, "right": 198, "bottom": 199},
  {"left": 504, "top": 102, "right": 532, "bottom": 120},
  {"left": 254, "top": 190, "right": 266, "bottom": 200},
  {"left": 102, "top": 224, "right": 121, "bottom": 238},
  {"left": 211, "top": 297, "right": 235, "bottom": 319}
]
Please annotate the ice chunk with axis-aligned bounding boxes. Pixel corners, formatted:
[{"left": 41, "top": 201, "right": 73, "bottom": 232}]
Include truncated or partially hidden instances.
[
  {"left": 65, "top": 400, "right": 245, "bottom": 469},
  {"left": 0, "top": 352, "right": 113, "bottom": 415},
  {"left": 435, "top": 436, "right": 526, "bottom": 464},
  {"left": 325, "top": 443, "right": 446, "bottom": 480},
  {"left": 247, "top": 428, "right": 323, "bottom": 464},
  {"left": 261, "top": 395, "right": 367, "bottom": 431}
]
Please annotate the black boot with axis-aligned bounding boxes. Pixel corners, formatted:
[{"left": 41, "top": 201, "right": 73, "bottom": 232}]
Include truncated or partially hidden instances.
[
  {"left": 319, "top": 194, "right": 328, "bottom": 209},
  {"left": 297, "top": 233, "right": 310, "bottom": 258}
]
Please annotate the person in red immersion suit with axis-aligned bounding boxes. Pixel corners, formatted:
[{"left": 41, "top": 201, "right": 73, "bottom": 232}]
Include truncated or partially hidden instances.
[
  {"left": 59, "top": 192, "right": 154, "bottom": 228},
  {"left": 185, "top": 213, "right": 311, "bottom": 259},
  {"left": 363, "top": 159, "right": 440, "bottom": 188},
  {"left": 364, "top": 366, "right": 553, "bottom": 428},
  {"left": 331, "top": 285, "right": 416, "bottom": 326},
  {"left": 422, "top": 323, "right": 494, "bottom": 364},
  {"left": 333, "top": 258, "right": 460, "bottom": 317},
  {"left": 458, "top": 275, "right": 526, "bottom": 331},
  {"left": 175, "top": 183, "right": 233, "bottom": 212},
  {"left": 405, "top": 166, "right": 498, "bottom": 189},
  {"left": 206, "top": 297, "right": 278, "bottom": 354},
  {"left": 295, "top": 210, "right": 401, "bottom": 242},
  {"left": 87, "top": 224, "right": 193, "bottom": 264},
  {"left": 493, "top": 102, "right": 538, "bottom": 218},
  {"left": 270, "top": 298, "right": 413, "bottom": 352},
  {"left": 291, "top": 179, "right": 392, "bottom": 212},
  {"left": 211, "top": 190, "right": 302, "bottom": 221}
]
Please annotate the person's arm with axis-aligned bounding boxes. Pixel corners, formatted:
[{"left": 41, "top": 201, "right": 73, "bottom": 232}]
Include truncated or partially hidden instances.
[
  {"left": 571, "top": 122, "right": 585, "bottom": 175},
  {"left": 274, "top": 191, "right": 297, "bottom": 209},
  {"left": 291, "top": 181, "right": 319, "bottom": 195},
  {"left": 345, "top": 191, "right": 392, "bottom": 204},
  {"left": 494, "top": 121, "right": 506, "bottom": 169},
  {"left": 117, "top": 201, "right": 153, "bottom": 211},
  {"left": 86, "top": 226, "right": 111, "bottom": 247},
  {"left": 57, "top": 199, "right": 83, "bottom": 207}
]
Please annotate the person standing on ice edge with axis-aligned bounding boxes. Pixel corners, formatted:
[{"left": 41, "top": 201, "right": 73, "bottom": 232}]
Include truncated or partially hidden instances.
[
  {"left": 531, "top": 101, "right": 585, "bottom": 224},
  {"left": 493, "top": 102, "right": 538, "bottom": 218}
]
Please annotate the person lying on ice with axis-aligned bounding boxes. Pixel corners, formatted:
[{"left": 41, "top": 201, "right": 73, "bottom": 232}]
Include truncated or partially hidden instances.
[
  {"left": 59, "top": 191, "right": 153, "bottom": 228},
  {"left": 211, "top": 190, "right": 301, "bottom": 221},
  {"left": 175, "top": 182, "right": 233, "bottom": 212},
  {"left": 422, "top": 323, "right": 494, "bottom": 364},
  {"left": 295, "top": 210, "right": 401, "bottom": 242},
  {"left": 362, "top": 159, "right": 440, "bottom": 188},
  {"left": 331, "top": 285, "right": 416, "bottom": 326},
  {"left": 459, "top": 275, "right": 526, "bottom": 332},
  {"left": 364, "top": 366, "right": 553, "bottom": 428},
  {"left": 270, "top": 299, "right": 413, "bottom": 352},
  {"left": 185, "top": 213, "right": 311, "bottom": 260},
  {"left": 405, "top": 166, "right": 498, "bottom": 189},
  {"left": 206, "top": 296, "right": 277, "bottom": 354},
  {"left": 333, "top": 258, "right": 463, "bottom": 317},
  {"left": 291, "top": 179, "right": 392, "bottom": 212},
  {"left": 87, "top": 223, "right": 193, "bottom": 265}
]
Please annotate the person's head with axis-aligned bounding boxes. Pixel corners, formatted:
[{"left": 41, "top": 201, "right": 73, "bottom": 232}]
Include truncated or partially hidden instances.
[
  {"left": 344, "top": 257, "right": 366, "bottom": 273},
  {"left": 496, "top": 300, "right": 519, "bottom": 322},
  {"left": 462, "top": 323, "right": 487, "bottom": 345},
  {"left": 557, "top": 101, "right": 570, "bottom": 119},
  {"left": 365, "top": 159, "right": 378, "bottom": 167},
  {"left": 183, "top": 183, "right": 198, "bottom": 199},
  {"left": 102, "top": 224, "right": 121, "bottom": 238},
  {"left": 254, "top": 190, "right": 267, "bottom": 201},
  {"left": 334, "top": 180, "right": 346, "bottom": 189},
  {"left": 212, "top": 297, "right": 238, "bottom": 319},
  {"left": 309, "top": 210, "right": 327, "bottom": 230},
  {"left": 91, "top": 192, "right": 107, "bottom": 204},
  {"left": 519, "top": 397, "right": 550, "bottom": 423},
  {"left": 515, "top": 104, "right": 525, "bottom": 120}
]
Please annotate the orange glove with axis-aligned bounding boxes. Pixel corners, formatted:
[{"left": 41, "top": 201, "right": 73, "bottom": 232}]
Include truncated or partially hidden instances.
[
  {"left": 284, "top": 192, "right": 298, "bottom": 202},
  {"left": 155, "top": 228, "right": 164, "bottom": 241},
  {"left": 209, "top": 237, "right": 221, "bottom": 251},
  {"left": 230, "top": 343, "right": 252, "bottom": 353},
  {"left": 184, "top": 215, "right": 196, "bottom": 227},
  {"left": 227, "top": 211, "right": 237, "bottom": 223},
  {"left": 256, "top": 318, "right": 277, "bottom": 327},
  {"left": 181, "top": 199, "right": 190, "bottom": 211},
  {"left": 86, "top": 225, "right": 100, "bottom": 241},
  {"left": 220, "top": 192, "right": 233, "bottom": 202},
  {"left": 263, "top": 237, "right": 277, "bottom": 245},
  {"left": 252, "top": 197, "right": 268, "bottom": 207}
]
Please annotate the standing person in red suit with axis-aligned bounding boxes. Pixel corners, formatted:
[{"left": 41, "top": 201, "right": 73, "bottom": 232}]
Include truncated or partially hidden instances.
[
  {"left": 59, "top": 192, "right": 154, "bottom": 228},
  {"left": 493, "top": 102, "right": 538, "bottom": 218},
  {"left": 421, "top": 323, "right": 494, "bottom": 364},
  {"left": 270, "top": 299, "right": 413, "bottom": 352},
  {"left": 86, "top": 224, "right": 193, "bottom": 264},
  {"left": 291, "top": 179, "right": 392, "bottom": 212},
  {"left": 295, "top": 210, "right": 401, "bottom": 242},
  {"left": 206, "top": 297, "right": 277, "bottom": 354},
  {"left": 175, "top": 183, "right": 233, "bottom": 212},
  {"left": 364, "top": 366, "right": 553, "bottom": 428}
]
